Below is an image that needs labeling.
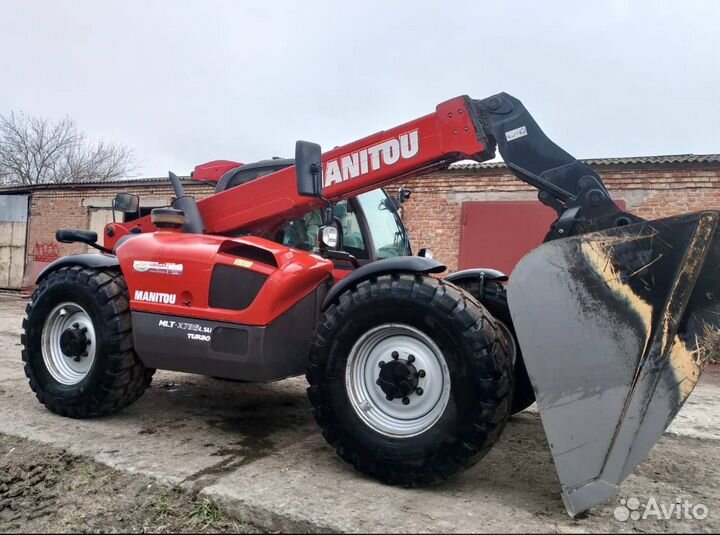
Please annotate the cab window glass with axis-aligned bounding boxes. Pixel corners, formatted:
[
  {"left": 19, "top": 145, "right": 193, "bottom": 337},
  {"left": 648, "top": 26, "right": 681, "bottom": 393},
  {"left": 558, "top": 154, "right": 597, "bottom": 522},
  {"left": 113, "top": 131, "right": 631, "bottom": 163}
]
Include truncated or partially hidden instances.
[
  {"left": 356, "top": 189, "right": 410, "bottom": 259},
  {"left": 280, "top": 201, "right": 369, "bottom": 259}
]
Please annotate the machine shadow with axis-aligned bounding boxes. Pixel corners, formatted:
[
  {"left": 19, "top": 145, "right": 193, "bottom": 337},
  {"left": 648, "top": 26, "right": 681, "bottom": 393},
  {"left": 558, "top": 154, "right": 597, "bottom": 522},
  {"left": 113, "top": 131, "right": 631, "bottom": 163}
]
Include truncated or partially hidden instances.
[{"left": 129, "top": 373, "right": 563, "bottom": 512}]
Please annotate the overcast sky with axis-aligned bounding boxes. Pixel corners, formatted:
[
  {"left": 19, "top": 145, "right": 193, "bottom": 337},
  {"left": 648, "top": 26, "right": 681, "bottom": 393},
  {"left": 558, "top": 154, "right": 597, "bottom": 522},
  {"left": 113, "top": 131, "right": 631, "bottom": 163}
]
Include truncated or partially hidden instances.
[{"left": 2, "top": 0, "right": 719, "bottom": 177}]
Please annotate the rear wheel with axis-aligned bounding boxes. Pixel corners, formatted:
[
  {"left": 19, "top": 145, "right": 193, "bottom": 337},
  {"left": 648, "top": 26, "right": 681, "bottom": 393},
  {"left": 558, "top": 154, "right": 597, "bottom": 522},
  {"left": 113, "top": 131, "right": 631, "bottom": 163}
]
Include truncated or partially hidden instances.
[
  {"left": 453, "top": 278, "right": 535, "bottom": 414},
  {"left": 307, "top": 274, "right": 512, "bottom": 486},
  {"left": 21, "top": 266, "right": 154, "bottom": 418}
]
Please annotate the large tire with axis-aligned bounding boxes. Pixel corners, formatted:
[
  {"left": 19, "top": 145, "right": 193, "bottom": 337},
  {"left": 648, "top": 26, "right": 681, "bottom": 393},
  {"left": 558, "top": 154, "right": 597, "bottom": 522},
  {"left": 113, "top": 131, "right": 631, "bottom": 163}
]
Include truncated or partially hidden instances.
[
  {"left": 21, "top": 266, "right": 154, "bottom": 418},
  {"left": 453, "top": 278, "right": 535, "bottom": 414},
  {"left": 307, "top": 273, "right": 512, "bottom": 486}
]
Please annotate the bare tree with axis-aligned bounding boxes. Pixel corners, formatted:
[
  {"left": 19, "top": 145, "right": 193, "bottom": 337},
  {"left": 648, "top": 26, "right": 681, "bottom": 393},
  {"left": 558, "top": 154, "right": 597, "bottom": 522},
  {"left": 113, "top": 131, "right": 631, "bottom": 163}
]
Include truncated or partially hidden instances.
[{"left": 0, "top": 112, "right": 137, "bottom": 185}]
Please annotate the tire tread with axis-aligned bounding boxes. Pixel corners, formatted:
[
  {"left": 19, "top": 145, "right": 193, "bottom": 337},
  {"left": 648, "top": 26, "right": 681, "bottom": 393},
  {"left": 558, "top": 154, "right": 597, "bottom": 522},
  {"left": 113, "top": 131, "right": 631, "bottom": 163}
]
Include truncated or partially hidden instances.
[
  {"left": 22, "top": 267, "right": 154, "bottom": 419},
  {"left": 306, "top": 273, "right": 512, "bottom": 487}
]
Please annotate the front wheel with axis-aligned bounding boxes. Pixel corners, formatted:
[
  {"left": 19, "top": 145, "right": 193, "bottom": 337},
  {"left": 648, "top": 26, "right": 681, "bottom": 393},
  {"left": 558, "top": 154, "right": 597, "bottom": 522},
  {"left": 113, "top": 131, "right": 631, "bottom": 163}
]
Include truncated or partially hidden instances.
[
  {"left": 307, "top": 274, "right": 512, "bottom": 486},
  {"left": 21, "top": 266, "right": 154, "bottom": 418}
]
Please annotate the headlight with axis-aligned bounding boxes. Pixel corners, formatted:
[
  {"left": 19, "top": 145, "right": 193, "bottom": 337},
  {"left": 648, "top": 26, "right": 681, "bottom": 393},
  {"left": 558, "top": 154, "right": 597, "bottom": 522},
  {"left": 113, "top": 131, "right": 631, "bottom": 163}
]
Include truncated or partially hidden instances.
[{"left": 321, "top": 226, "right": 339, "bottom": 248}]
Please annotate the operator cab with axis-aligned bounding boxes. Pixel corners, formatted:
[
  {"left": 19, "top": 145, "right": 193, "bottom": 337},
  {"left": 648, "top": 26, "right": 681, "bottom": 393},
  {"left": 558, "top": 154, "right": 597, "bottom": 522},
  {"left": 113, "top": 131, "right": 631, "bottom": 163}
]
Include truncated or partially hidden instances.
[
  {"left": 275, "top": 189, "right": 411, "bottom": 265},
  {"left": 203, "top": 157, "right": 413, "bottom": 266}
]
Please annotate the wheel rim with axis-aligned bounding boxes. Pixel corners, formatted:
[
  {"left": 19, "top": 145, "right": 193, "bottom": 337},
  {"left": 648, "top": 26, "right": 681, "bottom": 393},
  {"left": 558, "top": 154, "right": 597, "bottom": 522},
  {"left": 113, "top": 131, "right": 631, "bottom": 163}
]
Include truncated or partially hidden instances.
[
  {"left": 345, "top": 323, "right": 451, "bottom": 438},
  {"left": 41, "top": 302, "right": 97, "bottom": 385}
]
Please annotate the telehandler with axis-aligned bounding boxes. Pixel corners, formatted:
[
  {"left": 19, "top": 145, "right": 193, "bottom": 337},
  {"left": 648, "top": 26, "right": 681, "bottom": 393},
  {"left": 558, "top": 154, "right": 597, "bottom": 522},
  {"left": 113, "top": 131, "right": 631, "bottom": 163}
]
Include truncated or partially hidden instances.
[{"left": 21, "top": 92, "right": 719, "bottom": 516}]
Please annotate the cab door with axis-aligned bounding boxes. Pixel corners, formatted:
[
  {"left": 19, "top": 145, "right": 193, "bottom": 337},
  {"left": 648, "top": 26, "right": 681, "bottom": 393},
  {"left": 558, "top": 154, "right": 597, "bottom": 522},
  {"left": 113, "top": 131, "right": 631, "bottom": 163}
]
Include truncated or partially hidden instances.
[{"left": 271, "top": 188, "right": 412, "bottom": 280}]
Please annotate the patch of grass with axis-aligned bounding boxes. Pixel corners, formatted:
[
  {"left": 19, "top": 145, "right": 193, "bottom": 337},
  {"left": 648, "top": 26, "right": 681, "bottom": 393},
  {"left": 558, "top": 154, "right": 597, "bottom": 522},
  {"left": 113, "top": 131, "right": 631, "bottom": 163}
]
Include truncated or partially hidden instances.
[
  {"left": 152, "top": 493, "right": 176, "bottom": 520},
  {"left": 189, "top": 497, "right": 224, "bottom": 528}
]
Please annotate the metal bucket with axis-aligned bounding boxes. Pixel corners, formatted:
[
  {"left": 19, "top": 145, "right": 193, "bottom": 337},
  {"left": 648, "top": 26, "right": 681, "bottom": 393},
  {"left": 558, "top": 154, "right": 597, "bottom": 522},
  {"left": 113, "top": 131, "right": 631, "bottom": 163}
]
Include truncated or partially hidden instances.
[{"left": 508, "top": 210, "right": 720, "bottom": 516}]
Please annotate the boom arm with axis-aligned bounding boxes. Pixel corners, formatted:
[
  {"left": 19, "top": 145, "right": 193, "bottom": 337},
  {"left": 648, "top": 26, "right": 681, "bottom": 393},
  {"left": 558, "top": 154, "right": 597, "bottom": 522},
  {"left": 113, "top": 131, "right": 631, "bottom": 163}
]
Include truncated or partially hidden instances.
[
  {"left": 473, "top": 93, "right": 639, "bottom": 239},
  {"left": 107, "top": 92, "right": 636, "bottom": 242},
  {"left": 197, "top": 95, "right": 496, "bottom": 235}
]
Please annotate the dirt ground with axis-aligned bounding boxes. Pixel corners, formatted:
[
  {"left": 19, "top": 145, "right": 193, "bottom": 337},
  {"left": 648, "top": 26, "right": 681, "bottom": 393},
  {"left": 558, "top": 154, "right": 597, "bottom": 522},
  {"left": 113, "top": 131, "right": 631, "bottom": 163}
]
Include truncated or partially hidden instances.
[
  {"left": 1, "top": 293, "right": 720, "bottom": 533},
  {"left": 0, "top": 434, "right": 258, "bottom": 533}
]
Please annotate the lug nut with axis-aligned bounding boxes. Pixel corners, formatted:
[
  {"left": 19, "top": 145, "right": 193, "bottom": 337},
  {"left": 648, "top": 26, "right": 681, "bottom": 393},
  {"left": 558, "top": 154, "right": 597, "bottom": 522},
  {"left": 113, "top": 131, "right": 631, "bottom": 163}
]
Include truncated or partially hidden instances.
[
  {"left": 378, "top": 361, "right": 385, "bottom": 368},
  {"left": 416, "top": 387, "right": 424, "bottom": 396},
  {"left": 402, "top": 397, "right": 410, "bottom": 405},
  {"left": 386, "top": 395, "right": 394, "bottom": 401},
  {"left": 391, "top": 351, "right": 399, "bottom": 360},
  {"left": 417, "top": 370, "right": 426, "bottom": 378},
  {"left": 72, "top": 323, "right": 79, "bottom": 329},
  {"left": 81, "top": 327, "right": 87, "bottom": 333},
  {"left": 407, "top": 354, "right": 415, "bottom": 363},
  {"left": 376, "top": 379, "right": 382, "bottom": 386}
]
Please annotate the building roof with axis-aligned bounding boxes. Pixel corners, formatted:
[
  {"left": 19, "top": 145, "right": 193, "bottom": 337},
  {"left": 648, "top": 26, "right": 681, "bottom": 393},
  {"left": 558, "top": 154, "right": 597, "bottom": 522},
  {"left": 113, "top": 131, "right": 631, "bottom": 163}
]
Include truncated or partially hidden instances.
[
  {"left": 1, "top": 153, "right": 719, "bottom": 193},
  {"left": 0, "top": 175, "right": 197, "bottom": 194},
  {"left": 448, "top": 153, "right": 720, "bottom": 170}
]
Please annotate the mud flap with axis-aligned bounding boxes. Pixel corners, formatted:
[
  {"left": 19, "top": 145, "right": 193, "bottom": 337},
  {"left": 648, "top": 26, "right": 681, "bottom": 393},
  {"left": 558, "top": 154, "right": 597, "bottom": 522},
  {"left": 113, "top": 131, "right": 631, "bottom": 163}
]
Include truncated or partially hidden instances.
[{"left": 507, "top": 211, "right": 720, "bottom": 517}]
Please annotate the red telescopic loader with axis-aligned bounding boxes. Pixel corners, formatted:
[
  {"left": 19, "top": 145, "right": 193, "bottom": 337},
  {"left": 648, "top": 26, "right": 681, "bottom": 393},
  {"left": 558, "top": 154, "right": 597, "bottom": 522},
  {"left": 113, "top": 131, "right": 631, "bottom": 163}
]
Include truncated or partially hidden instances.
[{"left": 22, "top": 93, "right": 719, "bottom": 516}]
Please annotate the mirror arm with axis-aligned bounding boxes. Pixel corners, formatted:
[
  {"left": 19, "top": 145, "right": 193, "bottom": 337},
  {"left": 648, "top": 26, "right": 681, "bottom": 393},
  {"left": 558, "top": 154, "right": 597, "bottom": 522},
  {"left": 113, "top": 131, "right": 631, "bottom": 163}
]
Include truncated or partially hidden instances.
[
  {"left": 325, "top": 249, "right": 360, "bottom": 268},
  {"left": 89, "top": 242, "right": 113, "bottom": 254},
  {"left": 331, "top": 215, "right": 344, "bottom": 250}
]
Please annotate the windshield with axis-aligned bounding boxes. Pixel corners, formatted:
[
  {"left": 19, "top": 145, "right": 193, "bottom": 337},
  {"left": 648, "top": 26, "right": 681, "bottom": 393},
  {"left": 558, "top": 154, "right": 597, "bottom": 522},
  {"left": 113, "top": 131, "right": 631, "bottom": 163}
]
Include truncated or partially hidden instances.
[{"left": 356, "top": 189, "right": 411, "bottom": 259}]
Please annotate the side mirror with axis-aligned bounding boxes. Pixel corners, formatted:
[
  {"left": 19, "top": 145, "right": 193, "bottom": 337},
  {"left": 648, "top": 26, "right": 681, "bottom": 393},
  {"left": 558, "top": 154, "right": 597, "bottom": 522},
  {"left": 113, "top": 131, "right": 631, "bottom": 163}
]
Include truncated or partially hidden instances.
[
  {"left": 113, "top": 193, "right": 139, "bottom": 213},
  {"left": 295, "top": 140, "right": 323, "bottom": 197},
  {"left": 397, "top": 187, "right": 412, "bottom": 205}
]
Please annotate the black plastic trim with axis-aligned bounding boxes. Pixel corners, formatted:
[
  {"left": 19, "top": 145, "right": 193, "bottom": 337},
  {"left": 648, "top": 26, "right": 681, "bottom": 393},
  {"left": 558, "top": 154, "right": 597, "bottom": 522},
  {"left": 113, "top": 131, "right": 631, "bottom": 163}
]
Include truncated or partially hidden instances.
[
  {"left": 215, "top": 159, "right": 295, "bottom": 193},
  {"left": 322, "top": 256, "right": 446, "bottom": 309},
  {"left": 219, "top": 243, "right": 279, "bottom": 268},
  {"left": 209, "top": 264, "right": 268, "bottom": 310},
  {"left": 132, "top": 283, "right": 329, "bottom": 382},
  {"left": 36, "top": 254, "right": 120, "bottom": 283},
  {"left": 445, "top": 268, "right": 508, "bottom": 283}
]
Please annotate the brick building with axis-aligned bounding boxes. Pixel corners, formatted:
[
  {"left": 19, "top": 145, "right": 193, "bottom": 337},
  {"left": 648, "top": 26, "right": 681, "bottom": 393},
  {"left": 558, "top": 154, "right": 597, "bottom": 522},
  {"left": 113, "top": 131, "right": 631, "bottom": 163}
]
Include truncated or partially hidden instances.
[
  {"left": 400, "top": 154, "right": 720, "bottom": 273},
  {"left": 0, "top": 153, "right": 718, "bottom": 290}
]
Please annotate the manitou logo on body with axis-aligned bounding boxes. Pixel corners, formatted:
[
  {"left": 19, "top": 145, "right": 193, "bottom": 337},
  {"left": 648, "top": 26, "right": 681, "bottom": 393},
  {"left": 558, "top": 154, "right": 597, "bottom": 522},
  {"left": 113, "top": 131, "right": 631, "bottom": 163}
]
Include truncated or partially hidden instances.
[
  {"left": 323, "top": 129, "right": 419, "bottom": 188},
  {"left": 134, "top": 290, "right": 177, "bottom": 304}
]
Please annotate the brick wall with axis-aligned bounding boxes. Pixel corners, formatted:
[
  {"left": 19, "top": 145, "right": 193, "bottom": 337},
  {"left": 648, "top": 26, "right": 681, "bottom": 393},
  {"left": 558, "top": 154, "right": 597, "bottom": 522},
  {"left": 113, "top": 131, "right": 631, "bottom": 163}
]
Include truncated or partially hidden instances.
[
  {"left": 399, "top": 163, "right": 720, "bottom": 272},
  {"left": 24, "top": 182, "right": 214, "bottom": 285}
]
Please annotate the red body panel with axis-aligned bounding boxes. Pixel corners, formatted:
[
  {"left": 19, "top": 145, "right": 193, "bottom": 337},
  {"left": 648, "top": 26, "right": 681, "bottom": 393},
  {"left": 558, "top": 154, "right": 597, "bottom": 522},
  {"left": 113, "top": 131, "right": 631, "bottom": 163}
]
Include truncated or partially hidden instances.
[
  {"left": 104, "top": 96, "right": 494, "bottom": 250},
  {"left": 192, "top": 160, "right": 243, "bottom": 182},
  {"left": 116, "top": 231, "right": 334, "bottom": 326}
]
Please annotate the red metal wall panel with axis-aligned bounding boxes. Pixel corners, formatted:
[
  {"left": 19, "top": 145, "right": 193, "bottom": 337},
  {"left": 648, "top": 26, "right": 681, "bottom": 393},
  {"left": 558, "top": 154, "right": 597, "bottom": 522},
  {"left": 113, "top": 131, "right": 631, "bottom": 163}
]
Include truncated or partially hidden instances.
[{"left": 458, "top": 200, "right": 624, "bottom": 275}]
